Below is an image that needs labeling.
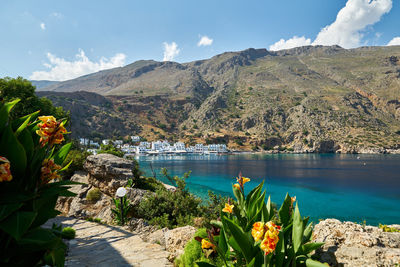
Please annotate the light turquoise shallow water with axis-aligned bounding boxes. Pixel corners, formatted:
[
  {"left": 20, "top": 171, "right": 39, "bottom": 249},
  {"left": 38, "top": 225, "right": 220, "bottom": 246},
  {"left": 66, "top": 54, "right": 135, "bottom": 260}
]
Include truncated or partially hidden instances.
[{"left": 136, "top": 153, "right": 400, "bottom": 225}]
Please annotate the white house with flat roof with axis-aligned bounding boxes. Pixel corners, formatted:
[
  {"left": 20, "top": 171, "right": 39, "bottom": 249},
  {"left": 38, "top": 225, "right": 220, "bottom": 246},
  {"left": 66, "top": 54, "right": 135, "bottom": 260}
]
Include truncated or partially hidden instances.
[{"left": 131, "top": 136, "right": 140, "bottom": 142}]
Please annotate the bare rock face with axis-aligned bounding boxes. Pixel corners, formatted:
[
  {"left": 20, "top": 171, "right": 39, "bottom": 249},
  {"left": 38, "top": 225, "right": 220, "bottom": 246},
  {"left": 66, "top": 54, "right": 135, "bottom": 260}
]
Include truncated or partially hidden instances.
[
  {"left": 56, "top": 171, "right": 113, "bottom": 223},
  {"left": 84, "top": 153, "right": 134, "bottom": 196},
  {"left": 313, "top": 219, "right": 400, "bottom": 267},
  {"left": 164, "top": 225, "right": 197, "bottom": 260}
]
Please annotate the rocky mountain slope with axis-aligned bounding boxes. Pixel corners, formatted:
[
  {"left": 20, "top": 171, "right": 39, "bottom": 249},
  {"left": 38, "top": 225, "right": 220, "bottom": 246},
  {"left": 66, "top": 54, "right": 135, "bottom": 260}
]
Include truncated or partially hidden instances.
[{"left": 37, "top": 45, "right": 400, "bottom": 152}]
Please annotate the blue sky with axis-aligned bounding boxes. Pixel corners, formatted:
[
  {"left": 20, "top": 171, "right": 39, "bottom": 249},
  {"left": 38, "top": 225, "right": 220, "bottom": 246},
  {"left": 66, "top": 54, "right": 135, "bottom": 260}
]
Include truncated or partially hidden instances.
[{"left": 0, "top": 0, "right": 399, "bottom": 81}]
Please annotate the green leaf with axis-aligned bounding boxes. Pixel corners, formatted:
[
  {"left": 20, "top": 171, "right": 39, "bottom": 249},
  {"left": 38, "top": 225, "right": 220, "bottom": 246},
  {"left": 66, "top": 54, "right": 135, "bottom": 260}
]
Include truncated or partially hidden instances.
[
  {"left": 275, "top": 231, "right": 285, "bottom": 267},
  {"left": 0, "top": 211, "right": 37, "bottom": 240},
  {"left": 0, "top": 99, "right": 20, "bottom": 132},
  {"left": 18, "top": 227, "right": 59, "bottom": 252},
  {"left": 11, "top": 110, "right": 40, "bottom": 131},
  {"left": 218, "top": 228, "right": 228, "bottom": 256},
  {"left": 53, "top": 142, "right": 72, "bottom": 165},
  {"left": 245, "top": 180, "right": 264, "bottom": 210},
  {"left": 305, "top": 259, "right": 329, "bottom": 267},
  {"left": 0, "top": 125, "right": 27, "bottom": 175},
  {"left": 196, "top": 262, "right": 217, "bottom": 267},
  {"left": 14, "top": 115, "right": 31, "bottom": 137},
  {"left": 303, "top": 223, "right": 313, "bottom": 243},
  {"left": 278, "top": 193, "right": 292, "bottom": 225},
  {"left": 0, "top": 203, "right": 23, "bottom": 221},
  {"left": 222, "top": 217, "right": 253, "bottom": 263},
  {"left": 59, "top": 160, "right": 72, "bottom": 172},
  {"left": 301, "top": 242, "right": 324, "bottom": 255},
  {"left": 17, "top": 128, "right": 34, "bottom": 162},
  {"left": 292, "top": 203, "right": 304, "bottom": 253},
  {"left": 266, "top": 195, "right": 273, "bottom": 220},
  {"left": 233, "top": 184, "right": 243, "bottom": 205}
]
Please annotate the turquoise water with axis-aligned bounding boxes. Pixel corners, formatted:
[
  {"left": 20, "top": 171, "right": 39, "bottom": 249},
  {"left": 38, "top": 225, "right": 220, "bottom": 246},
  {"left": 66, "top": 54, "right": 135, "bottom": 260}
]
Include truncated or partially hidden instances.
[{"left": 136, "top": 153, "right": 400, "bottom": 225}]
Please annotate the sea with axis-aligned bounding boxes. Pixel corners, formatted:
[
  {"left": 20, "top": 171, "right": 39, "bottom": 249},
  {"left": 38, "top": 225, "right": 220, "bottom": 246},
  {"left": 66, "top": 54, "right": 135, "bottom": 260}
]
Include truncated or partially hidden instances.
[{"left": 136, "top": 153, "right": 400, "bottom": 225}]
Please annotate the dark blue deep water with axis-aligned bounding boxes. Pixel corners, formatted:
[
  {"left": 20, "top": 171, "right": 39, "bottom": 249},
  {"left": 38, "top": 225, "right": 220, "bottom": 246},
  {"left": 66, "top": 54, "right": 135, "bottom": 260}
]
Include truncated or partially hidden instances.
[{"left": 137, "top": 153, "right": 400, "bottom": 225}]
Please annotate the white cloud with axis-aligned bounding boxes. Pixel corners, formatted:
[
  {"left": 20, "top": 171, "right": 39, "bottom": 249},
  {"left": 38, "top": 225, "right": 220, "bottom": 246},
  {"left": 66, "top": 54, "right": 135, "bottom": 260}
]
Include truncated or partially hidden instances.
[
  {"left": 50, "top": 12, "right": 63, "bottom": 19},
  {"left": 387, "top": 37, "right": 400, "bottom": 46},
  {"left": 40, "top": 23, "right": 46, "bottom": 30},
  {"left": 269, "top": 0, "right": 392, "bottom": 51},
  {"left": 29, "top": 49, "right": 126, "bottom": 81},
  {"left": 163, "top": 42, "right": 180, "bottom": 61},
  {"left": 197, "top": 35, "right": 213, "bottom": 46},
  {"left": 269, "top": 36, "right": 311, "bottom": 51}
]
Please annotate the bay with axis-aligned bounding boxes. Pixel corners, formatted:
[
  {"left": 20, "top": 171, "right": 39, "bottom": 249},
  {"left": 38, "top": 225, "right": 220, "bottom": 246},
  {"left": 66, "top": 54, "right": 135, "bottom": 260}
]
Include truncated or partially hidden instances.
[{"left": 137, "top": 153, "right": 400, "bottom": 225}]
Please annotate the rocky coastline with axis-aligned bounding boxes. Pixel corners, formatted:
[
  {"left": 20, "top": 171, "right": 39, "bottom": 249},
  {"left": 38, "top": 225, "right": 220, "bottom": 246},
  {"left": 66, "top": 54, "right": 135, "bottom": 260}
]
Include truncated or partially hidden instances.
[{"left": 56, "top": 153, "right": 400, "bottom": 266}]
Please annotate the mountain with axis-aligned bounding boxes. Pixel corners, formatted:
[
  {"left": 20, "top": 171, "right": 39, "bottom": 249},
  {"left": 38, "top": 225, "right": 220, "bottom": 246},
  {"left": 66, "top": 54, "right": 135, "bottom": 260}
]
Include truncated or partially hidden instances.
[
  {"left": 31, "top": 80, "right": 59, "bottom": 90},
  {"left": 37, "top": 45, "right": 400, "bottom": 152}
]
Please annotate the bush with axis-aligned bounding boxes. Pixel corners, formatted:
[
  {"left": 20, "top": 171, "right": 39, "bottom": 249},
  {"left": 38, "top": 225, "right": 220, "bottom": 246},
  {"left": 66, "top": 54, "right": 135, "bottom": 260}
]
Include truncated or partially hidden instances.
[
  {"left": 61, "top": 227, "right": 76, "bottom": 240},
  {"left": 62, "top": 149, "right": 91, "bottom": 179},
  {"left": 135, "top": 170, "right": 202, "bottom": 228},
  {"left": 86, "top": 188, "right": 102, "bottom": 202},
  {"left": 98, "top": 143, "right": 124, "bottom": 157}
]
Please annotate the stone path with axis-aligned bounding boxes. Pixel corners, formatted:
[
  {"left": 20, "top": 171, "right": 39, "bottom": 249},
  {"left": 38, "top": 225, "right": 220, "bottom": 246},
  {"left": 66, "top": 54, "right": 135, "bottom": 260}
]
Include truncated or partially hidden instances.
[{"left": 45, "top": 216, "right": 172, "bottom": 267}]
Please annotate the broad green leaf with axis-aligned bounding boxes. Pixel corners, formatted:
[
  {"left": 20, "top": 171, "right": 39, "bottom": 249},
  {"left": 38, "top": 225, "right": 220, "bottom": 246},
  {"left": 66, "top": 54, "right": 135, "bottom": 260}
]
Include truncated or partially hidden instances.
[
  {"left": 222, "top": 217, "right": 253, "bottom": 263},
  {"left": 0, "top": 203, "right": 23, "bottom": 221},
  {"left": 278, "top": 193, "right": 292, "bottom": 225},
  {"left": 266, "top": 195, "right": 273, "bottom": 220},
  {"left": 218, "top": 228, "right": 228, "bottom": 256},
  {"left": 18, "top": 227, "right": 59, "bottom": 251},
  {"left": 303, "top": 223, "right": 313, "bottom": 243},
  {"left": 0, "top": 211, "right": 37, "bottom": 240},
  {"left": 14, "top": 115, "right": 31, "bottom": 137},
  {"left": 245, "top": 180, "right": 264, "bottom": 210},
  {"left": 0, "top": 125, "right": 27, "bottom": 175},
  {"left": 0, "top": 99, "right": 20, "bottom": 132},
  {"left": 59, "top": 160, "right": 72, "bottom": 172},
  {"left": 292, "top": 204, "right": 304, "bottom": 253},
  {"left": 275, "top": 231, "right": 285, "bottom": 266},
  {"left": 17, "top": 128, "right": 34, "bottom": 162},
  {"left": 11, "top": 110, "right": 40, "bottom": 131},
  {"left": 301, "top": 242, "right": 324, "bottom": 255},
  {"left": 305, "top": 259, "right": 329, "bottom": 267},
  {"left": 53, "top": 142, "right": 72, "bottom": 165}
]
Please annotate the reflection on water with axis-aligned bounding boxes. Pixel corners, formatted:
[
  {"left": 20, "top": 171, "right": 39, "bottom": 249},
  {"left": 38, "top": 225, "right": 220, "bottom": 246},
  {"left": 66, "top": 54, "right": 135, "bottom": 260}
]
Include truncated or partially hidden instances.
[{"left": 137, "top": 153, "right": 400, "bottom": 225}]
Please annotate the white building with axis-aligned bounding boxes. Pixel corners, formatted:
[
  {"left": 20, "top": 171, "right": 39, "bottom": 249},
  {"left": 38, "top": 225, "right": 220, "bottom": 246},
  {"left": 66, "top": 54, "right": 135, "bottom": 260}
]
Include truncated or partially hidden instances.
[
  {"left": 113, "top": 140, "right": 123, "bottom": 146},
  {"left": 79, "top": 138, "right": 89, "bottom": 146},
  {"left": 102, "top": 139, "right": 110, "bottom": 145},
  {"left": 89, "top": 141, "right": 100, "bottom": 148},
  {"left": 131, "top": 136, "right": 141, "bottom": 142}
]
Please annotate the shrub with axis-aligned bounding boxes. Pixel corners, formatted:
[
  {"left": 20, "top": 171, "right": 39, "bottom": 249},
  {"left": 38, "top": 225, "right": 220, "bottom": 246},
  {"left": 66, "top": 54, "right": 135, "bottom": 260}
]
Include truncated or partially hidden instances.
[
  {"left": 136, "top": 170, "right": 202, "bottom": 228},
  {"left": 86, "top": 188, "right": 102, "bottom": 202},
  {"left": 62, "top": 149, "right": 91, "bottom": 179},
  {"left": 0, "top": 99, "right": 75, "bottom": 266},
  {"left": 61, "top": 227, "right": 76, "bottom": 240},
  {"left": 98, "top": 143, "right": 124, "bottom": 157}
]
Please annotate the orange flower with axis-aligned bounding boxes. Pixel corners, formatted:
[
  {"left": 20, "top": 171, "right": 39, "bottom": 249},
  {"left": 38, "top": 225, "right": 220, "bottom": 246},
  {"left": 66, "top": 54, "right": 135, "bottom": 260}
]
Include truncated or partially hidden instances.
[
  {"left": 0, "top": 156, "right": 12, "bottom": 182},
  {"left": 222, "top": 203, "right": 234, "bottom": 213},
  {"left": 291, "top": 196, "right": 297, "bottom": 206},
  {"left": 201, "top": 239, "right": 215, "bottom": 250},
  {"left": 237, "top": 176, "right": 250, "bottom": 187},
  {"left": 36, "top": 116, "right": 67, "bottom": 147},
  {"left": 40, "top": 159, "right": 61, "bottom": 184},
  {"left": 260, "top": 221, "right": 281, "bottom": 255},
  {"left": 251, "top": 222, "right": 265, "bottom": 241},
  {"left": 233, "top": 183, "right": 240, "bottom": 190}
]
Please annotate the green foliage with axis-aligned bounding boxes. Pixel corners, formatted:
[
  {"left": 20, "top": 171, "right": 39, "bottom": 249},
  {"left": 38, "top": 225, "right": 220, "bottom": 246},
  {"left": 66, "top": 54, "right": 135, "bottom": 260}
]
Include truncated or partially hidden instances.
[
  {"left": 379, "top": 224, "right": 400, "bottom": 232},
  {"left": 0, "top": 77, "right": 68, "bottom": 120},
  {"left": 98, "top": 143, "right": 124, "bottom": 157},
  {"left": 86, "top": 188, "right": 102, "bottom": 202},
  {"left": 194, "top": 177, "right": 325, "bottom": 267},
  {"left": 0, "top": 99, "right": 76, "bottom": 266},
  {"left": 111, "top": 196, "right": 131, "bottom": 226},
  {"left": 62, "top": 149, "right": 92, "bottom": 179},
  {"left": 175, "top": 228, "right": 216, "bottom": 267},
  {"left": 136, "top": 170, "right": 202, "bottom": 228},
  {"left": 85, "top": 217, "right": 105, "bottom": 224},
  {"left": 61, "top": 227, "right": 76, "bottom": 240}
]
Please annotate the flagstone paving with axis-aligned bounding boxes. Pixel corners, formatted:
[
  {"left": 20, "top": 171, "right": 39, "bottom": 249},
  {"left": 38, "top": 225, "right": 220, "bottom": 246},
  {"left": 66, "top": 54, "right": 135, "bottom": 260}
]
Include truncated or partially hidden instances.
[{"left": 45, "top": 216, "right": 172, "bottom": 267}]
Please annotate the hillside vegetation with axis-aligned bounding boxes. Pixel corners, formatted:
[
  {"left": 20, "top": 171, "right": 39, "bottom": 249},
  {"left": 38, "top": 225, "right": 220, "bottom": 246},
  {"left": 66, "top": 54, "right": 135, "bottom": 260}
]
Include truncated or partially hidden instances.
[{"left": 36, "top": 45, "right": 400, "bottom": 152}]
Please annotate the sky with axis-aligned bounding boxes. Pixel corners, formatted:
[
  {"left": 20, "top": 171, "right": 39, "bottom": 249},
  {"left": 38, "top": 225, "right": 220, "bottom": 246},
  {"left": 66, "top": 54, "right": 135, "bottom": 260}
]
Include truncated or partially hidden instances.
[{"left": 0, "top": 0, "right": 399, "bottom": 81}]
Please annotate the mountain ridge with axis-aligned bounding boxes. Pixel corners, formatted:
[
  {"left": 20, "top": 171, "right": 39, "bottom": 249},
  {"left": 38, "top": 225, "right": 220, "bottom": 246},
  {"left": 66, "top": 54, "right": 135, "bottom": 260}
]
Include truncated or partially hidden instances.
[{"left": 36, "top": 45, "right": 400, "bottom": 152}]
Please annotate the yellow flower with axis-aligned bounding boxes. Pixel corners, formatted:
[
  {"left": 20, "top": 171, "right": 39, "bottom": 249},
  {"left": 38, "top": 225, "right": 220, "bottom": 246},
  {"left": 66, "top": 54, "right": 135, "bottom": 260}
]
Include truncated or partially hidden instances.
[
  {"left": 233, "top": 183, "right": 240, "bottom": 190},
  {"left": 222, "top": 203, "right": 234, "bottom": 213},
  {"left": 251, "top": 222, "right": 265, "bottom": 241},
  {"left": 36, "top": 116, "right": 67, "bottom": 147},
  {"left": 0, "top": 156, "right": 12, "bottom": 182},
  {"left": 291, "top": 196, "right": 297, "bottom": 206},
  {"left": 40, "top": 159, "right": 62, "bottom": 184},
  {"left": 236, "top": 173, "right": 250, "bottom": 188},
  {"left": 201, "top": 239, "right": 215, "bottom": 250},
  {"left": 260, "top": 221, "right": 281, "bottom": 255}
]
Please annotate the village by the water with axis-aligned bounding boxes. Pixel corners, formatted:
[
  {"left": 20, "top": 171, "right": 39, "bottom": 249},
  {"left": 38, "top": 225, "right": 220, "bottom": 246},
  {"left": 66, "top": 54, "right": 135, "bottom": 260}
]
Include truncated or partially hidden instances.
[{"left": 80, "top": 136, "right": 228, "bottom": 156}]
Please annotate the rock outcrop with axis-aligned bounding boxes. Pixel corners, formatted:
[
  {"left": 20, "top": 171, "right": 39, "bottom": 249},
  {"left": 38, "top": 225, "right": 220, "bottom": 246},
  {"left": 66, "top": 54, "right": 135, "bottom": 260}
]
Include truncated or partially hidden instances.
[
  {"left": 313, "top": 219, "right": 400, "bottom": 267},
  {"left": 84, "top": 154, "right": 135, "bottom": 196}
]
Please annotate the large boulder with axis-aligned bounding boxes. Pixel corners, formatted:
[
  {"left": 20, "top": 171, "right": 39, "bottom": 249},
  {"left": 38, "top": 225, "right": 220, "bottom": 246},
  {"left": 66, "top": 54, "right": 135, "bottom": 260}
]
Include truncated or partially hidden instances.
[
  {"left": 164, "top": 225, "right": 197, "bottom": 260},
  {"left": 84, "top": 154, "right": 134, "bottom": 196},
  {"left": 313, "top": 219, "right": 400, "bottom": 266}
]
